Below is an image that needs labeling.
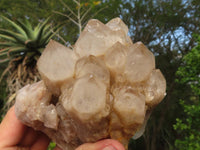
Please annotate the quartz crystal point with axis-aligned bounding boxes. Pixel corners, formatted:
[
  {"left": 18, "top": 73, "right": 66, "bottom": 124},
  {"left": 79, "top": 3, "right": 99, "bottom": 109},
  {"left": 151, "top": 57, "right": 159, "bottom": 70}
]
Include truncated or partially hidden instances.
[
  {"left": 144, "top": 69, "right": 166, "bottom": 107},
  {"left": 37, "top": 40, "right": 78, "bottom": 96},
  {"left": 74, "top": 18, "right": 132, "bottom": 58},
  {"left": 61, "top": 74, "right": 110, "bottom": 142},
  {"left": 125, "top": 42, "right": 155, "bottom": 83},
  {"left": 15, "top": 17, "right": 166, "bottom": 150},
  {"left": 75, "top": 55, "right": 110, "bottom": 85}
]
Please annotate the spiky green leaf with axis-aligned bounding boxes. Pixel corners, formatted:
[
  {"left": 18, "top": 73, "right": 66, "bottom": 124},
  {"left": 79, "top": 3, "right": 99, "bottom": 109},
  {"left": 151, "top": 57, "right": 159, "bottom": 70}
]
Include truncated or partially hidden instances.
[
  {"left": 35, "top": 18, "right": 50, "bottom": 42},
  {"left": 0, "top": 42, "right": 18, "bottom": 47},
  {"left": 33, "top": 17, "right": 50, "bottom": 38},
  {"left": 16, "top": 20, "right": 33, "bottom": 39},
  {"left": 0, "top": 34, "right": 17, "bottom": 42},
  {"left": 24, "top": 19, "right": 33, "bottom": 30},
  {"left": 0, "top": 15, "right": 27, "bottom": 38},
  {"left": 0, "top": 29, "right": 27, "bottom": 44},
  {"left": 40, "top": 23, "right": 64, "bottom": 46}
]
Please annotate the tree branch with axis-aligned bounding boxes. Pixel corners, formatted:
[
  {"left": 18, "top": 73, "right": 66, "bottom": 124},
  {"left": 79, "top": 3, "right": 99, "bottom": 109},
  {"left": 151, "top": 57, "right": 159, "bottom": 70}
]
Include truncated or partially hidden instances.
[
  {"left": 81, "top": 7, "right": 92, "bottom": 22},
  {"left": 53, "top": 11, "right": 79, "bottom": 27},
  {"left": 58, "top": 0, "right": 78, "bottom": 18},
  {"left": 83, "top": 5, "right": 108, "bottom": 26},
  {"left": 77, "top": 1, "right": 82, "bottom": 34},
  {"left": 50, "top": 28, "right": 68, "bottom": 46},
  {"left": 73, "top": 0, "right": 80, "bottom": 6}
]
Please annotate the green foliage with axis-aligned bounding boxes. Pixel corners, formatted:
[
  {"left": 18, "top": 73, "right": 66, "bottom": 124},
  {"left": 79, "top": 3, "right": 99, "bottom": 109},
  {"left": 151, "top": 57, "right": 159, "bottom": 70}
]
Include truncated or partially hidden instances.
[
  {"left": 0, "top": 0, "right": 53, "bottom": 25},
  {"left": 174, "top": 35, "right": 200, "bottom": 150},
  {"left": 0, "top": 16, "right": 62, "bottom": 110},
  {"left": 176, "top": 35, "right": 200, "bottom": 95},
  {"left": 52, "top": 0, "right": 123, "bottom": 45},
  {"left": 47, "top": 142, "right": 56, "bottom": 150},
  {"left": 174, "top": 101, "right": 200, "bottom": 150},
  {"left": 0, "top": 0, "right": 122, "bottom": 45},
  {"left": 0, "top": 15, "right": 60, "bottom": 65}
]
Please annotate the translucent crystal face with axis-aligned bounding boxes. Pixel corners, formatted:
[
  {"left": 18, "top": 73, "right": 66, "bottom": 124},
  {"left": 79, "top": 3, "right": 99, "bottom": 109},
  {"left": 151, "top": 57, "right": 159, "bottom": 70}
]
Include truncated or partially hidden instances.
[
  {"left": 144, "top": 69, "right": 166, "bottom": 106},
  {"left": 63, "top": 75, "right": 108, "bottom": 121},
  {"left": 37, "top": 40, "right": 78, "bottom": 95},
  {"left": 105, "top": 42, "right": 127, "bottom": 74},
  {"left": 106, "top": 17, "right": 129, "bottom": 34},
  {"left": 75, "top": 55, "right": 110, "bottom": 85},
  {"left": 74, "top": 18, "right": 132, "bottom": 58},
  {"left": 15, "top": 17, "right": 166, "bottom": 150},
  {"left": 125, "top": 42, "right": 155, "bottom": 83},
  {"left": 113, "top": 86, "right": 146, "bottom": 125}
]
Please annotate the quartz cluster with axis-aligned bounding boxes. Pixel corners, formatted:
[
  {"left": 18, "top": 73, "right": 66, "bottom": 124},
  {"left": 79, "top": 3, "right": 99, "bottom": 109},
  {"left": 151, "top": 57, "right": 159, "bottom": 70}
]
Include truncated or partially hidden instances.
[{"left": 15, "top": 18, "right": 166, "bottom": 150}]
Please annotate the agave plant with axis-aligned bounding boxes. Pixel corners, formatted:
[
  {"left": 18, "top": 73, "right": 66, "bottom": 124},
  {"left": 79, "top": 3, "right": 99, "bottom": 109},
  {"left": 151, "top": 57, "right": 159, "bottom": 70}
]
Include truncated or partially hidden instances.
[{"left": 0, "top": 15, "right": 61, "bottom": 108}]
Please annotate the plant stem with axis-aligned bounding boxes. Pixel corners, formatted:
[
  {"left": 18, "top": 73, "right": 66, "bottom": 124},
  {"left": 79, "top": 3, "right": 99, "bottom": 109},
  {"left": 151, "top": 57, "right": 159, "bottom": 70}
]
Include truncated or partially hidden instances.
[{"left": 77, "top": 0, "right": 82, "bottom": 34}]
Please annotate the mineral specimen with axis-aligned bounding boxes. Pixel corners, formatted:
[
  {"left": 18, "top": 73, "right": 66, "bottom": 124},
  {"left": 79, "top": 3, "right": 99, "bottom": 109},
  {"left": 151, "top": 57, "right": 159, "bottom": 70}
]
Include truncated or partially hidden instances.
[{"left": 15, "top": 17, "right": 166, "bottom": 150}]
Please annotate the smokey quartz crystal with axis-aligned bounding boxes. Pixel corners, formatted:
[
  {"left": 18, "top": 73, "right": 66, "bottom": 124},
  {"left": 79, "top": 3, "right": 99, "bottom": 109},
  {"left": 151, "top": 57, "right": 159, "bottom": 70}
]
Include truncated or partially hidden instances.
[{"left": 15, "top": 18, "right": 166, "bottom": 150}]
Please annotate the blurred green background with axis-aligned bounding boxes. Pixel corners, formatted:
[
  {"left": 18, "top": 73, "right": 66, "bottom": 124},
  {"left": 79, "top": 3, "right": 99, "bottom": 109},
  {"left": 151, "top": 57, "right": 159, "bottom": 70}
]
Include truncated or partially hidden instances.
[{"left": 0, "top": 0, "right": 199, "bottom": 150}]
